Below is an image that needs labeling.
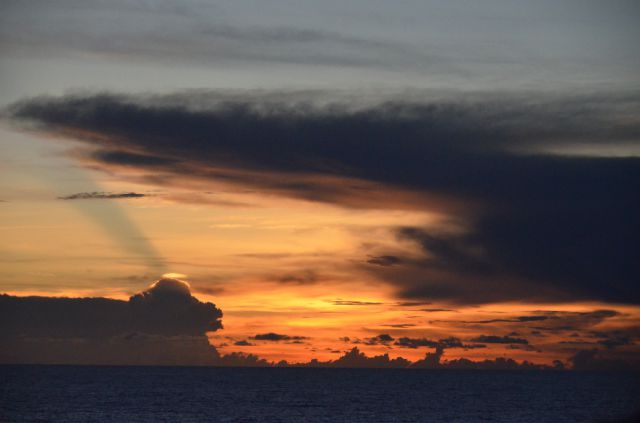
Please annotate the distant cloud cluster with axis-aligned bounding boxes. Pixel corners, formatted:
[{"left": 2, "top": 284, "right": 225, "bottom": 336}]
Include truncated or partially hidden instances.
[{"left": 1, "top": 285, "right": 637, "bottom": 368}]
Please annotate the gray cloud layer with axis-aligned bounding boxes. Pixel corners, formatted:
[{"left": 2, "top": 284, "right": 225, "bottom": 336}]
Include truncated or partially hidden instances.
[{"left": 2, "top": 0, "right": 638, "bottom": 89}]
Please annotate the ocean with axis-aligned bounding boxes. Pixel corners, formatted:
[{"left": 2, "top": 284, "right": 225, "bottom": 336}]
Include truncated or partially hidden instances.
[{"left": 1, "top": 366, "right": 639, "bottom": 422}]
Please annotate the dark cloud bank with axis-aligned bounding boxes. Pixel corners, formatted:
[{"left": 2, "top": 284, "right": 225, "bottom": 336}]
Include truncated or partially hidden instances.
[
  {"left": 0, "top": 279, "right": 223, "bottom": 365},
  {"left": 6, "top": 90, "right": 640, "bottom": 305}
]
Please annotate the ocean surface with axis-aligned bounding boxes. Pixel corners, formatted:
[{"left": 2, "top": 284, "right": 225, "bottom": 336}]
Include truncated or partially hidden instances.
[{"left": 1, "top": 366, "right": 639, "bottom": 422}]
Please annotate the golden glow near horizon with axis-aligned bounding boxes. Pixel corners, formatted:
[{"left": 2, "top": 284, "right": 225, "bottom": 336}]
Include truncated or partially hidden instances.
[
  {"left": 1, "top": 0, "right": 639, "bottom": 370},
  {"left": 1, "top": 137, "right": 639, "bottom": 367}
]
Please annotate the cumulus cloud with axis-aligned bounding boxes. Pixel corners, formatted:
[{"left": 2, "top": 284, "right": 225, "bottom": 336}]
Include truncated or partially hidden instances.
[
  {"left": 6, "top": 90, "right": 640, "bottom": 304},
  {"left": 326, "top": 347, "right": 410, "bottom": 368},
  {"left": 0, "top": 278, "right": 223, "bottom": 365}
]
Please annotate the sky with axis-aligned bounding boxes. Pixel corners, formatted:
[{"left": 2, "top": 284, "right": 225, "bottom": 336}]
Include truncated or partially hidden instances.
[{"left": 0, "top": 0, "right": 639, "bottom": 368}]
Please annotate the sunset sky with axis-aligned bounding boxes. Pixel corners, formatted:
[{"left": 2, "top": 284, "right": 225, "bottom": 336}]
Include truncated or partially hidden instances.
[{"left": 1, "top": 0, "right": 639, "bottom": 368}]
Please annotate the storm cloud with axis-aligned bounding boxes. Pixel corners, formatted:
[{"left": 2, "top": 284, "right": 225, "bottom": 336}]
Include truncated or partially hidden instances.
[
  {"left": 0, "top": 278, "right": 224, "bottom": 365},
  {"left": 6, "top": 90, "right": 640, "bottom": 304},
  {"left": 0, "top": 278, "right": 222, "bottom": 338}
]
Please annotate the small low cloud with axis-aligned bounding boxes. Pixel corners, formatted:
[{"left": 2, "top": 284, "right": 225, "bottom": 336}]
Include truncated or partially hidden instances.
[
  {"left": 364, "top": 334, "right": 394, "bottom": 345},
  {"left": 273, "top": 269, "right": 322, "bottom": 285},
  {"left": 395, "top": 301, "right": 432, "bottom": 307},
  {"left": 380, "top": 323, "right": 416, "bottom": 328},
  {"left": 469, "top": 335, "right": 529, "bottom": 345},
  {"left": 395, "top": 336, "right": 485, "bottom": 350},
  {"left": 421, "top": 308, "right": 454, "bottom": 313},
  {"left": 251, "top": 333, "right": 308, "bottom": 342},
  {"left": 59, "top": 191, "right": 146, "bottom": 200},
  {"left": 367, "top": 255, "right": 402, "bottom": 267},
  {"left": 330, "top": 300, "right": 382, "bottom": 306}
]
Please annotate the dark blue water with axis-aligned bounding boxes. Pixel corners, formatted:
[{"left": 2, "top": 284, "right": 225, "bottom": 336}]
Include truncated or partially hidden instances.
[{"left": 1, "top": 366, "right": 639, "bottom": 422}]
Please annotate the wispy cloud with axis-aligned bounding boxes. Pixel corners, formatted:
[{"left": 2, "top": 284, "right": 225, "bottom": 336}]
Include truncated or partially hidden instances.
[{"left": 59, "top": 191, "right": 146, "bottom": 200}]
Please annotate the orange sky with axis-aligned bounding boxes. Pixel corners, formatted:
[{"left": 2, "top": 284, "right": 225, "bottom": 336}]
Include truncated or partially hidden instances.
[
  {"left": 1, "top": 1, "right": 639, "bottom": 367},
  {"left": 2, "top": 169, "right": 638, "bottom": 365}
]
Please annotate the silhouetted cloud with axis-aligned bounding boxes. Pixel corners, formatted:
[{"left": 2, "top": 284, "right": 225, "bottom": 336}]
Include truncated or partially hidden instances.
[
  {"left": 330, "top": 300, "right": 382, "bottom": 306},
  {"left": 525, "top": 310, "right": 621, "bottom": 332},
  {"left": 326, "top": 347, "right": 411, "bottom": 368},
  {"left": 363, "top": 334, "right": 394, "bottom": 345},
  {"left": 380, "top": 323, "right": 416, "bottom": 328},
  {"left": 395, "top": 301, "right": 432, "bottom": 307},
  {"left": 0, "top": 278, "right": 224, "bottom": 365},
  {"left": 58, "top": 191, "right": 146, "bottom": 200},
  {"left": 272, "top": 269, "right": 322, "bottom": 285},
  {"left": 421, "top": 308, "right": 454, "bottom": 313},
  {"left": 395, "top": 336, "right": 485, "bottom": 350},
  {"left": 233, "top": 340, "right": 255, "bottom": 346},
  {"left": 410, "top": 346, "right": 445, "bottom": 369},
  {"left": 6, "top": 90, "right": 640, "bottom": 304},
  {"left": 366, "top": 255, "right": 402, "bottom": 267},
  {"left": 251, "top": 333, "right": 308, "bottom": 342},
  {"left": 435, "top": 315, "right": 550, "bottom": 325},
  {"left": 589, "top": 329, "right": 638, "bottom": 350},
  {"left": 395, "top": 337, "right": 440, "bottom": 349},
  {"left": 1, "top": 278, "right": 222, "bottom": 338},
  {"left": 469, "top": 335, "right": 529, "bottom": 345},
  {"left": 216, "top": 352, "right": 271, "bottom": 367}
]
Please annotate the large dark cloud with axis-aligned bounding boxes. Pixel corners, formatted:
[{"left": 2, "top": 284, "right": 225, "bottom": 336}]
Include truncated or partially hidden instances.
[
  {"left": 6, "top": 91, "right": 640, "bottom": 304},
  {"left": 0, "top": 278, "right": 224, "bottom": 365},
  {"left": 0, "top": 278, "right": 222, "bottom": 338}
]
